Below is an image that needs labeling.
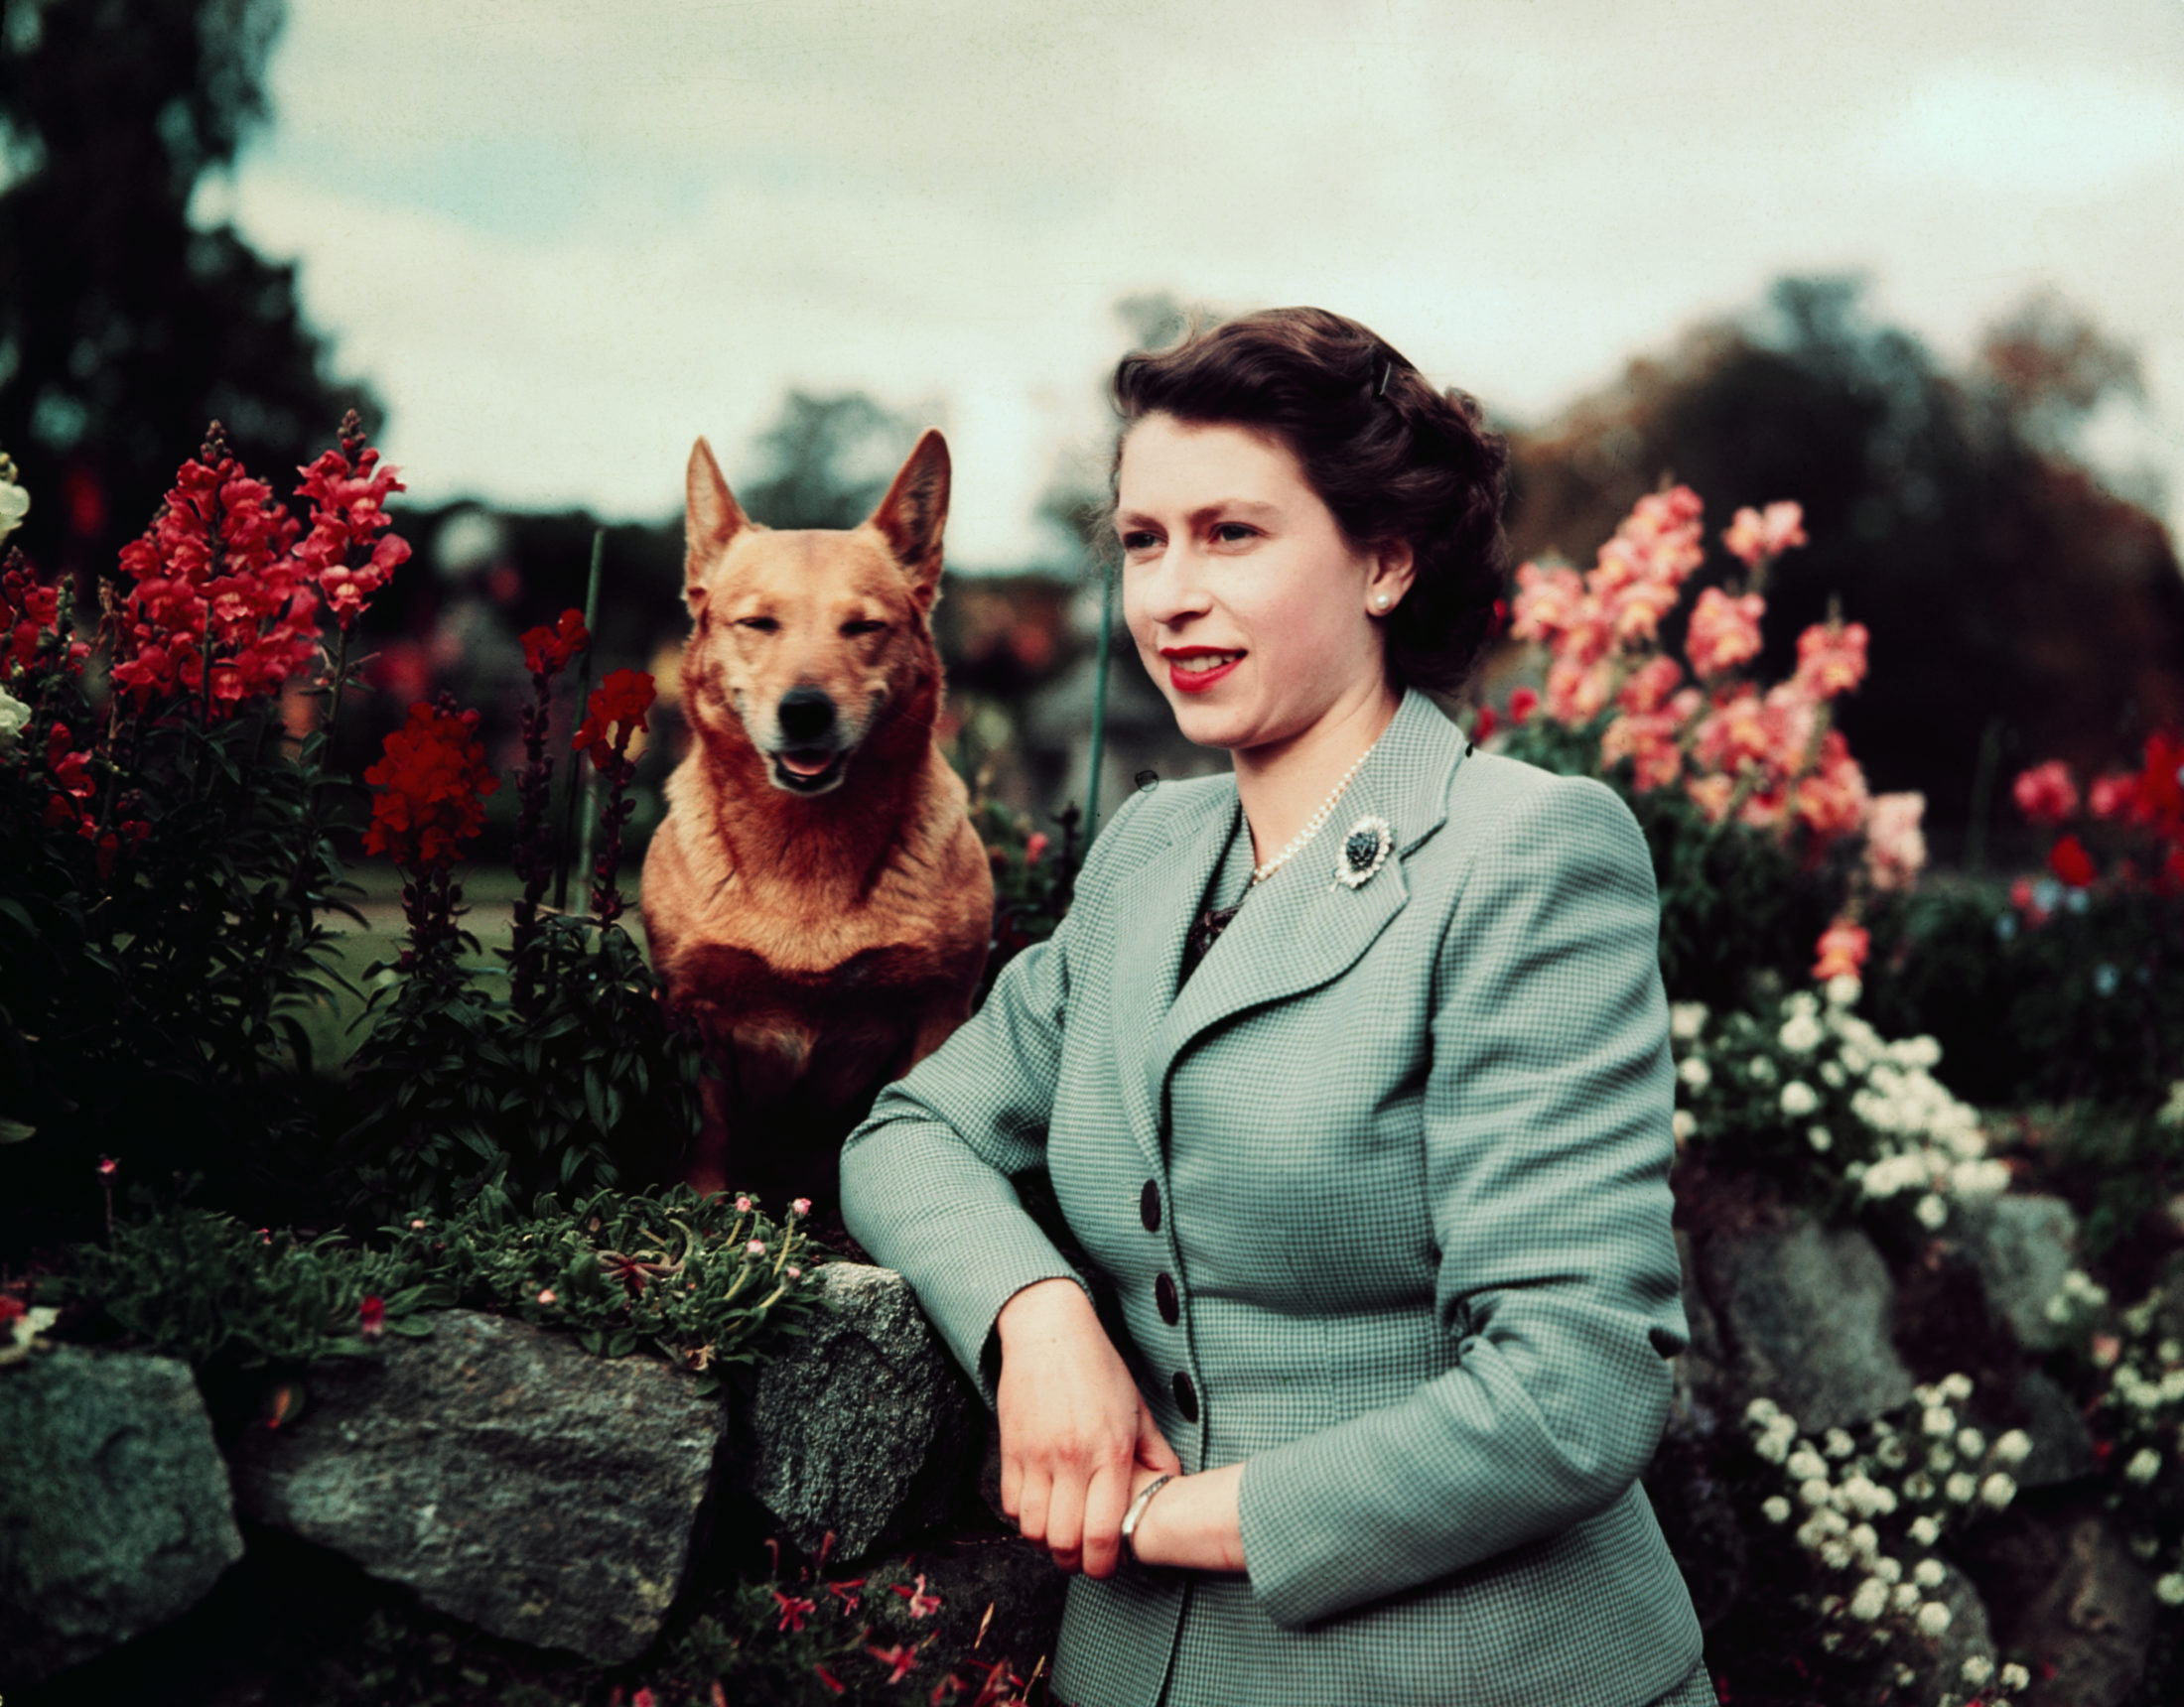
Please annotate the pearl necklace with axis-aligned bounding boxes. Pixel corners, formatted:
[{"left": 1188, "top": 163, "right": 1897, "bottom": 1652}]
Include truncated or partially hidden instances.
[{"left": 1248, "top": 733, "right": 1384, "bottom": 886}]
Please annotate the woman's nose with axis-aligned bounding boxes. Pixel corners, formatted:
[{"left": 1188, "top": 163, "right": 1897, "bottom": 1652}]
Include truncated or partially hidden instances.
[{"left": 1138, "top": 539, "right": 1213, "bottom": 624}]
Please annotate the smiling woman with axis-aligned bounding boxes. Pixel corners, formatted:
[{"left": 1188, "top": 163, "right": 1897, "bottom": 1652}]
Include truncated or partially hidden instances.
[{"left": 841, "top": 308, "right": 1713, "bottom": 1707}]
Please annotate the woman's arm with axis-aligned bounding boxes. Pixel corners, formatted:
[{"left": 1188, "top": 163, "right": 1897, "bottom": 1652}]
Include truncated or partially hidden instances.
[
  {"left": 1231, "top": 773, "right": 1687, "bottom": 1629},
  {"left": 840, "top": 786, "right": 1180, "bottom": 1578}
]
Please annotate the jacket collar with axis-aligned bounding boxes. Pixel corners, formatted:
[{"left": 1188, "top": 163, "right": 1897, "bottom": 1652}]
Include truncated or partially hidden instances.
[{"left": 1107, "top": 686, "right": 1470, "bottom": 1176}]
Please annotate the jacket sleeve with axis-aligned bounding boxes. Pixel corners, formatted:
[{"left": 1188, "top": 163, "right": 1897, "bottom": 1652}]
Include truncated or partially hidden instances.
[
  {"left": 838, "top": 787, "right": 1150, "bottom": 1409},
  {"left": 1234, "top": 772, "right": 1689, "bottom": 1629}
]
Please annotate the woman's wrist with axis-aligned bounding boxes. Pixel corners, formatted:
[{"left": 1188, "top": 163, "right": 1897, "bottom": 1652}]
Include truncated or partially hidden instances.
[{"left": 1130, "top": 1463, "right": 1247, "bottom": 1573}]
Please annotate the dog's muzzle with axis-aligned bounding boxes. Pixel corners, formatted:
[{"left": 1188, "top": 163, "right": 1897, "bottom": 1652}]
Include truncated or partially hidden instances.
[{"left": 768, "top": 686, "right": 851, "bottom": 795}]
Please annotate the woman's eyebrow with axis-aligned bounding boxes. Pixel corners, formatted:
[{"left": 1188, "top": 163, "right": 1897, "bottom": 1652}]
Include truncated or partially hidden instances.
[{"left": 1114, "top": 498, "right": 1282, "bottom": 529}]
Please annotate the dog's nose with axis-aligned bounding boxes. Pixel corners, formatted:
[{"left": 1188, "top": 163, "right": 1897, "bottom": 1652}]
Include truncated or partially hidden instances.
[{"left": 777, "top": 687, "right": 838, "bottom": 744}]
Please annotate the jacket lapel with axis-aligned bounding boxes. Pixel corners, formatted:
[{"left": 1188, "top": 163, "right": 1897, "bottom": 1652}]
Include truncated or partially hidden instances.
[{"left": 1109, "top": 688, "right": 1470, "bottom": 1168}]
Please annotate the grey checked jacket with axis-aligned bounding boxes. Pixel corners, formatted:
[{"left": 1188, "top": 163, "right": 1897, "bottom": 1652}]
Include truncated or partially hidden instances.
[{"left": 840, "top": 687, "right": 1706, "bottom": 1707}]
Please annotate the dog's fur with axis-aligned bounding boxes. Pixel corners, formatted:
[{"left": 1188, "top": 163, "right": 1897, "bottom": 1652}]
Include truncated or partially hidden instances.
[{"left": 642, "top": 430, "right": 995, "bottom": 1207}]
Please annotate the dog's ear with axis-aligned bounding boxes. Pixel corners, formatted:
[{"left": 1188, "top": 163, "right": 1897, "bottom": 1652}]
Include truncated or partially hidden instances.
[
  {"left": 685, "top": 437, "right": 750, "bottom": 612},
  {"left": 866, "top": 429, "right": 950, "bottom": 609}
]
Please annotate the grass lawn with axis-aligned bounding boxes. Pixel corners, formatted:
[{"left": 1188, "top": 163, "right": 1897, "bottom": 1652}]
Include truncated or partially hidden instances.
[{"left": 295, "top": 861, "right": 652, "bottom": 1073}]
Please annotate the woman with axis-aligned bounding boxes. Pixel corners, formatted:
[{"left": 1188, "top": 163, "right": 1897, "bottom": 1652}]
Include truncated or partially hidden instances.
[{"left": 839, "top": 308, "right": 1710, "bottom": 1707}]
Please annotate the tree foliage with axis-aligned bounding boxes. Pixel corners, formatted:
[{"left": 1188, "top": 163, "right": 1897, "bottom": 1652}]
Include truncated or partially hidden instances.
[{"left": 0, "top": 0, "right": 372, "bottom": 576}]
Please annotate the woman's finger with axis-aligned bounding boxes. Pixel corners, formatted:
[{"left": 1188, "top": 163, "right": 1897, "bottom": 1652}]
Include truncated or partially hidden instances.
[
  {"left": 1017, "top": 1465, "right": 1052, "bottom": 1548},
  {"left": 998, "top": 1441, "right": 1024, "bottom": 1522},
  {"left": 1045, "top": 1462, "right": 1087, "bottom": 1572},
  {"left": 1136, "top": 1396, "right": 1183, "bottom": 1476},
  {"left": 1079, "top": 1459, "right": 1133, "bottom": 1580}
]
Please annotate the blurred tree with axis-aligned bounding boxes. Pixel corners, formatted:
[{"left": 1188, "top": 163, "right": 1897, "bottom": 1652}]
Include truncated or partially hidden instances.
[
  {"left": 734, "top": 390, "right": 922, "bottom": 530},
  {"left": 0, "top": 0, "right": 372, "bottom": 577},
  {"left": 1506, "top": 276, "right": 2184, "bottom": 845}
]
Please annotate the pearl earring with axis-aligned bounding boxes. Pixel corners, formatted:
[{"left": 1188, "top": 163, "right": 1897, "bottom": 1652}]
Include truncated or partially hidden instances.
[{"left": 1373, "top": 592, "right": 1391, "bottom": 609}]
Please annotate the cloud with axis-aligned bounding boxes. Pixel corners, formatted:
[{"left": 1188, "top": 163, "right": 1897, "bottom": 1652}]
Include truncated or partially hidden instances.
[{"left": 209, "top": 0, "right": 2184, "bottom": 560}]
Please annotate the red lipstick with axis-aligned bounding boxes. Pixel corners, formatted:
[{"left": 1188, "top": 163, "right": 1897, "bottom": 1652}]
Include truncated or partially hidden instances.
[{"left": 1161, "top": 647, "right": 1244, "bottom": 695}]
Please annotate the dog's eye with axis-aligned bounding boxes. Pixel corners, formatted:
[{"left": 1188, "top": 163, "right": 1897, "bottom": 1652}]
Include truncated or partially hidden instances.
[
  {"left": 735, "top": 616, "right": 779, "bottom": 633},
  {"left": 841, "top": 619, "right": 887, "bottom": 637}
]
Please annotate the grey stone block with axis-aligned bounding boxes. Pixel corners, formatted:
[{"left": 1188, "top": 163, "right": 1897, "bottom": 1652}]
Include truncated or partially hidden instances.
[
  {"left": 0, "top": 1344, "right": 244, "bottom": 1688},
  {"left": 1962, "top": 1195, "right": 2081, "bottom": 1355},
  {"left": 738, "top": 1262, "right": 983, "bottom": 1561},
  {"left": 1698, "top": 1213, "right": 1917, "bottom": 1433},
  {"left": 226, "top": 1308, "right": 725, "bottom": 1664}
]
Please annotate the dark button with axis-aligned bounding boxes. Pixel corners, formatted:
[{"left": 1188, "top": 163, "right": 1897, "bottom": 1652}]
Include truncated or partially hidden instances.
[
  {"left": 1156, "top": 1271, "right": 1179, "bottom": 1324},
  {"left": 1172, "top": 1371, "right": 1199, "bottom": 1422},
  {"left": 1140, "top": 1180, "right": 1161, "bottom": 1232}
]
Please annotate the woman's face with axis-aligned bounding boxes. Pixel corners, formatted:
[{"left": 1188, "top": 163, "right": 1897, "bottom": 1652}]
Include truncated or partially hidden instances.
[{"left": 1115, "top": 412, "right": 1411, "bottom": 756}]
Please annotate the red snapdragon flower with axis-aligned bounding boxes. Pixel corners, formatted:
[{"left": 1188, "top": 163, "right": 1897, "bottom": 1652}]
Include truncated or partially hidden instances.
[
  {"left": 573, "top": 668, "right": 656, "bottom": 772},
  {"left": 2011, "top": 760, "right": 2080, "bottom": 827},
  {"left": 2048, "top": 833, "right": 2098, "bottom": 888},
  {"left": 363, "top": 702, "right": 500, "bottom": 871},
  {"left": 358, "top": 1296, "right": 385, "bottom": 1340},
  {"left": 520, "top": 607, "right": 590, "bottom": 677},
  {"left": 292, "top": 416, "right": 409, "bottom": 628},
  {"left": 1812, "top": 916, "right": 1869, "bottom": 982}
]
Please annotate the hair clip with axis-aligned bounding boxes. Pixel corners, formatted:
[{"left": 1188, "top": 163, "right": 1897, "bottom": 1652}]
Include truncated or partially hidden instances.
[{"left": 1374, "top": 358, "right": 1394, "bottom": 400}]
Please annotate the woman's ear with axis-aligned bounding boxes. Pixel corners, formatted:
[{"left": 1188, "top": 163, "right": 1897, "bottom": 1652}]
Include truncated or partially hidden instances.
[{"left": 1367, "top": 539, "right": 1417, "bottom": 613}]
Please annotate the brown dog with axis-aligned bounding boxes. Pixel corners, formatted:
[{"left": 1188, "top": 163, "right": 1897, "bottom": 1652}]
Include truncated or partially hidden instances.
[{"left": 641, "top": 430, "right": 995, "bottom": 1208}]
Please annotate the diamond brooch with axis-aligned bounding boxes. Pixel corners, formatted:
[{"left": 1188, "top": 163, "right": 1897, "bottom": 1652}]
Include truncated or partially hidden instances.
[{"left": 1331, "top": 815, "right": 1394, "bottom": 890}]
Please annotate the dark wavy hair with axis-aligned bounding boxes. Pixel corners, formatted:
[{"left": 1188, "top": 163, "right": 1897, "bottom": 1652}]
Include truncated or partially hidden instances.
[{"left": 1108, "top": 306, "right": 1510, "bottom": 698}]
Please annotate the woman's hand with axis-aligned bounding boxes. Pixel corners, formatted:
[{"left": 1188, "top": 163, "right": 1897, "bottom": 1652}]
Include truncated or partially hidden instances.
[
  {"left": 1125, "top": 1461, "right": 1247, "bottom": 1573},
  {"left": 995, "top": 1277, "right": 1181, "bottom": 1577}
]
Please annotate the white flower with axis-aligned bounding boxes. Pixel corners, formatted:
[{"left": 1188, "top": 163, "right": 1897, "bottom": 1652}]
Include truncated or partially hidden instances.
[
  {"left": 2161, "top": 1082, "right": 2184, "bottom": 1130},
  {"left": 1978, "top": 1473, "right": 2016, "bottom": 1510},
  {"left": 1762, "top": 1495, "right": 1792, "bottom": 1523},
  {"left": 1923, "top": 1406, "right": 1956, "bottom": 1437},
  {"left": 1848, "top": 1577, "right": 1889, "bottom": 1621},
  {"left": 1914, "top": 1557, "right": 1946, "bottom": 1588},
  {"left": 1992, "top": 1429, "right": 2031, "bottom": 1465},
  {"left": 2125, "top": 1448, "right": 2162, "bottom": 1485},
  {"left": 1999, "top": 1662, "right": 2029, "bottom": 1690},
  {"left": 1945, "top": 1472, "right": 1978, "bottom": 1503},
  {"left": 1678, "top": 1055, "right": 1711, "bottom": 1092},
  {"left": 1915, "top": 1193, "right": 1948, "bottom": 1231},
  {"left": 1747, "top": 1054, "right": 1778, "bottom": 1084},
  {"left": 1744, "top": 1396, "right": 1781, "bottom": 1424},
  {"left": 1961, "top": 1654, "right": 1993, "bottom": 1686},
  {"left": 1826, "top": 973, "right": 1862, "bottom": 1007},
  {"left": 0, "top": 685, "right": 30, "bottom": 752},
  {"left": 0, "top": 462, "right": 27, "bottom": 540},
  {"left": 1780, "top": 1080, "right": 1820, "bottom": 1116},
  {"left": 1916, "top": 1599, "right": 1953, "bottom": 1637},
  {"left": 1892, "top": 1580, "right": 1922, "bottom": 1612},
  {"left": 1940, "top": 1373, "right": 1974, "bottom": 1401},
  {"left": 1807, "top": 1124, "right": 1833, "bottom": 1152},
  {"left": 1876, "top": 1435, "right": 1910, "bottom": 1469},
  {"left": 1778, "top": 1011, "right": 1825, "bottom": 1053},
  {"left": 1821, "top": 1538, "right": 1853, "bottom": 1569},
  {"left": 1820, "top": 1059, "right": 1847, "bottom": 1088},
  {"left": 1929, "top": 1443, "right": 1956, "bottom": 1473},
  {"left": 1823, "top": 1427, "right": 1855, "bottom": 1459},
  {"left": 1672, "top": 1109, "right": 1698, "bottom": 1144},
  {"left": 1670, "top": 1001, "right": 1709, "bottom": 1041},
  {"left": 1956, "top": 1427, "right": 1984, "bottom": 1458},
  {"left": 1904, "top": 1472, "right": 1936, "bottom": 1502},
  {"left": 1874, "top": 1554, "right": 1903, "bottom": 1583},
  {"left": 1755, "top": 1431, "right": 1789, "bottom": 1464},
  {"left": 1788, "top": 1447, "right": 1830, "bottom": 1481},
  {"left": 2157, "top": 1573, "right": 2184, "bottom": 1607},
  {"left": 1849, "top": 1521, "right": 1879, "bottom": 1558},
  {"left": 1800, "top": 1477, "right": 1834, "bottom": 1508}
]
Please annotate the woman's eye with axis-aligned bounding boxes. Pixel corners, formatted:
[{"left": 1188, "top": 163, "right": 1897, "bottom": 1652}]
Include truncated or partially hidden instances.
[
  {"left": 1211, "top": 522, "right": 1258, "bottom": 544},
  {"left": 1120, "top": 530, "right": 1160, "bottom": 553},
  {"left": 736, "top": 615, "right": 779, "bottom": 632}
]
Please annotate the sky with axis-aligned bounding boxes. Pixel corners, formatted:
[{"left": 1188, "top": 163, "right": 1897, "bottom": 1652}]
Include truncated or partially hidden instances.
[{"left": 197, "top": 0, "right": 2184, "bottom": 572}]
